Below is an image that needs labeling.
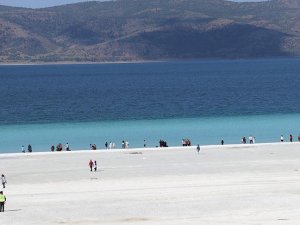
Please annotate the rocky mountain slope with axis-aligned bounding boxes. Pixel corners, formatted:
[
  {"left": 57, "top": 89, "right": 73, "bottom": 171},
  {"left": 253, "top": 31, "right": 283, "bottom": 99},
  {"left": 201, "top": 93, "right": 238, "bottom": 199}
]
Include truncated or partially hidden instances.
[{"left": 0, "top": 0, "right": 299, "bottom": 62}]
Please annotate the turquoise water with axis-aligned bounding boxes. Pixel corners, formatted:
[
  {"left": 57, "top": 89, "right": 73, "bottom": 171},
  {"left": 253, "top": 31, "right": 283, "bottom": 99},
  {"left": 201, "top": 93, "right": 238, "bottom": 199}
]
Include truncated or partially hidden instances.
[{"left": 0, "top": 113, "right": 299, "bottom": 153}]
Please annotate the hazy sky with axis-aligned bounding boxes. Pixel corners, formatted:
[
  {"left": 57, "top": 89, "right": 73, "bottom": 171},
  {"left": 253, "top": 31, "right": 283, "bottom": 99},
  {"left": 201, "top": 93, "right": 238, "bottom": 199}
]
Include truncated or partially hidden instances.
[{"left": 0, "top": 0, "right": 268, "bottom": 9}]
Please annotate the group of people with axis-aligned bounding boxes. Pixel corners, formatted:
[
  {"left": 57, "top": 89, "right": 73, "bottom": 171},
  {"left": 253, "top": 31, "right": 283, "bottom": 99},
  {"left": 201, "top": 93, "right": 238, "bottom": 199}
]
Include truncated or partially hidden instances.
[
  {"left": 159, "top": 139, "right": 168, "bottom": 147},
  {"left": 121, "top": 140, "right": 129, "bottom": 149},
  {"left": 281, "top": 134, "right": 300, "bottom": 142},
  {"left": 0, "top": 174, "right": 7, "bottom": 212},
  {"left": 240, "top": 134, "right": 300, "bottom": 144},
  {"left": 50, "top": 143, "right": 71, "bottom": 152},
  {"left": 241, "top": 135, "right": 256, "bottom": 144},
  {"left": 90, "top": 144, "right": 97, "bottom": 150},
  {"left": 182, "top": 139, "right": 191, "bottom": 146},
  {"left": 21, "top": 144, "right": 32, "bottom": 153},
  {"left": 105, "top": 141, "right": 116, "bottom": 149},
  {"left": 88, "top": 160, "right": 97, "bottom": 172},
  {"left": 104, "top": 140, "right": 130, "bottom": 149}
]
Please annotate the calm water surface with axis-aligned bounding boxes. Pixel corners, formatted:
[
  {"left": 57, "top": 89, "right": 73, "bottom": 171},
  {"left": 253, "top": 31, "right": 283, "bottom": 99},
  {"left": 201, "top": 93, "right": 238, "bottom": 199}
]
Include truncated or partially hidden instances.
[{"left": 0, "top": 59, "right": 300, "bottom": 152}]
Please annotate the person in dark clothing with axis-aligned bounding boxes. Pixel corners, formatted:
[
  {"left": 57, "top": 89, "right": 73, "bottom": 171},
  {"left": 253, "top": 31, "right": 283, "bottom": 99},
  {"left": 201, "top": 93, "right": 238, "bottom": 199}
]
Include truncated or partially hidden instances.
[
  {"left": 221, "top": 140, "right": 224, "bottom": 145},
  {"left": 94, "top": 161, "right": 97, "bottom": 172},
  {"left": 28, "top": 144, "right": 32, "bottom": 153},
  {"left": 196, "top": 144, "right": 200, "bottom": 154},
  {"left": 1, "top": 174, "right": 7, "bottom": 189},
  {"left": 0, "top": 191, "right": 6, "bottom": 212}
]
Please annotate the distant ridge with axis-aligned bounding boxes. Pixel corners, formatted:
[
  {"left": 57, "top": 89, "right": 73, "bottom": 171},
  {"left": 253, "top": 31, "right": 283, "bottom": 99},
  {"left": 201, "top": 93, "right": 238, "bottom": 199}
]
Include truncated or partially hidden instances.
[{"left": 0, "top": 0, "right": 299, "bottom": 63}]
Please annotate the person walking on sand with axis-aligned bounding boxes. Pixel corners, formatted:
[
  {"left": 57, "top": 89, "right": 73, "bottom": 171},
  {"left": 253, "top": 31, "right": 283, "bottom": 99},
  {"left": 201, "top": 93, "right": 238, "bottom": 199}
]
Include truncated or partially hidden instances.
[
  {"left": 196, "top": 144, "right": 200, "bottom": 154},
  {"left": 0, "top": 191, "right": 6, "bottom": 212},
  {"left": 89, "top": 160, "right": 94, "bottom": 172},
  {"left": 289, "top": 134, "right": 293, "bottom": 142},
  {"left": 1, "top": 174, "right": 7, "bottom": 189},
  {"left": 94, "top": 161, "right": 97, "bottom": 172}
]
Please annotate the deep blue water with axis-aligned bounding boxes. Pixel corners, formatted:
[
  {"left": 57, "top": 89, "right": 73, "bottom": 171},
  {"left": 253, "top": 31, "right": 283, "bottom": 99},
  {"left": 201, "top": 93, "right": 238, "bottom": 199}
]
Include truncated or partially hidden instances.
[
  {"left": 1, "top": 58, "right": 300, "bottom": 124},
  {"left": 0, "top": 58, "right": 300, "bottom": 152}
]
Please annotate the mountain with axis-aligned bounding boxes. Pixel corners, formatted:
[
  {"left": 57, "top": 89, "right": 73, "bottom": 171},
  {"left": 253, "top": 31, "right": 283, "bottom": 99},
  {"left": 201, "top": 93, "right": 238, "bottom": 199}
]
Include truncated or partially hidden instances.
[{"left": 0, "top": 0, "right": 300, "bottom": 62}]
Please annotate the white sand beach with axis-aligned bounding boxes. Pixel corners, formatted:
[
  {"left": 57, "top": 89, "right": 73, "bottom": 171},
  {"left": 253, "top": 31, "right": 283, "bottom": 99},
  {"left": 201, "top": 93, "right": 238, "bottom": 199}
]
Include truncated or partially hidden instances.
[{"left": 1, "top": 143, "right": 300, "bottom": 225}]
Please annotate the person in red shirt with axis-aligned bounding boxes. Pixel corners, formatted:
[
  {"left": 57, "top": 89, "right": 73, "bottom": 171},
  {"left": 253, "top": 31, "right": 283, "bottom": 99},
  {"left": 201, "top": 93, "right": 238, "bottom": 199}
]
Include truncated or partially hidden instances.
[{"left": 89, "top": 160, "right": 94, "bottom": 172}]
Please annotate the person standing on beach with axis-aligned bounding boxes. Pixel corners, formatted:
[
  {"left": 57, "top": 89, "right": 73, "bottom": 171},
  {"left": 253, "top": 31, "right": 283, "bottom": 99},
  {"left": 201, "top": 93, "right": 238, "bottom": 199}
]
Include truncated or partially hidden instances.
[
  {"left": 144, "top": 140, "right": 146, "bottom": 147},
  {"left": 281, "top": 135, "right": 284, "bottom": 142},
  {"left": 105, "top": 142, "right": 108, "bottom": 149},
  {"left": 94, "top": 161, "right": 97, "bottom": 172},
  {"left": 1, "top": 174, "right": 7, "bottom": 189},
  {"left": 28, "top": 144, "right": 32, "bottom": 153},
  {"left": 89, "top": 160, "right": 94, "bottom": 172},
  {"left": 66, "top": 143, "right": 70, "bottom": 151},
  {"left": 21, "top": 145, "right": 25, "bottom": 153},
  {"left": 249, "top": 135, "right": 253, "bottom": 144},
  {"left": 196, "top": 144, "right": 200, "bottom": 154},
  {"left": 0, "top": 191, "right": 6, "bottom": 212},
  {"left": 289, "top": 134, "right": 293, "bottom": 142},
  {"left": 51, "top": 145, "right": 55, "bottom": 152},
  {"left": 221, "top": 140, "right": 224, "bottom": 145},
  {"left": 298, "top": 134, "right": 300, "bottom": 142}
]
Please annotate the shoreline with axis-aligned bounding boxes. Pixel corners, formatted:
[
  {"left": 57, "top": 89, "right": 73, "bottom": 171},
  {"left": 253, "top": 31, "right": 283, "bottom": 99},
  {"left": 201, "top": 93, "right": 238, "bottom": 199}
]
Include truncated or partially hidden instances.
[
  {"left": 0, "top": 57, "right": 299, "bottom": 66},
  {"left": 0, "top": 59, "right": 167, "bottom": 66},
  {"left": 1, "top": 141, "right": 299, "bottom": 157}
]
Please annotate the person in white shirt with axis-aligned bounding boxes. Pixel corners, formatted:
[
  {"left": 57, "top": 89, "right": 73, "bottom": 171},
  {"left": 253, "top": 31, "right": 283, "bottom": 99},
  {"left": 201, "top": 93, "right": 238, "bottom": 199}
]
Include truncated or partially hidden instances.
[
  {"left": 66, "top": 143, "right": 70, "bottom": 151},
  {"left": 249, "top": 135, "right": 253, "bottom": 144}
]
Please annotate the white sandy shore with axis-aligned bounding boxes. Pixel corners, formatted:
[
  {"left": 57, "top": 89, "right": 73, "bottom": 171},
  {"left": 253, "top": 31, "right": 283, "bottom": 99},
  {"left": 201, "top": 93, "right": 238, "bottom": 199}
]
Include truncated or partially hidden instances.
[{"left": 1, "top": 142, "right": 300, "bottom": 225}]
